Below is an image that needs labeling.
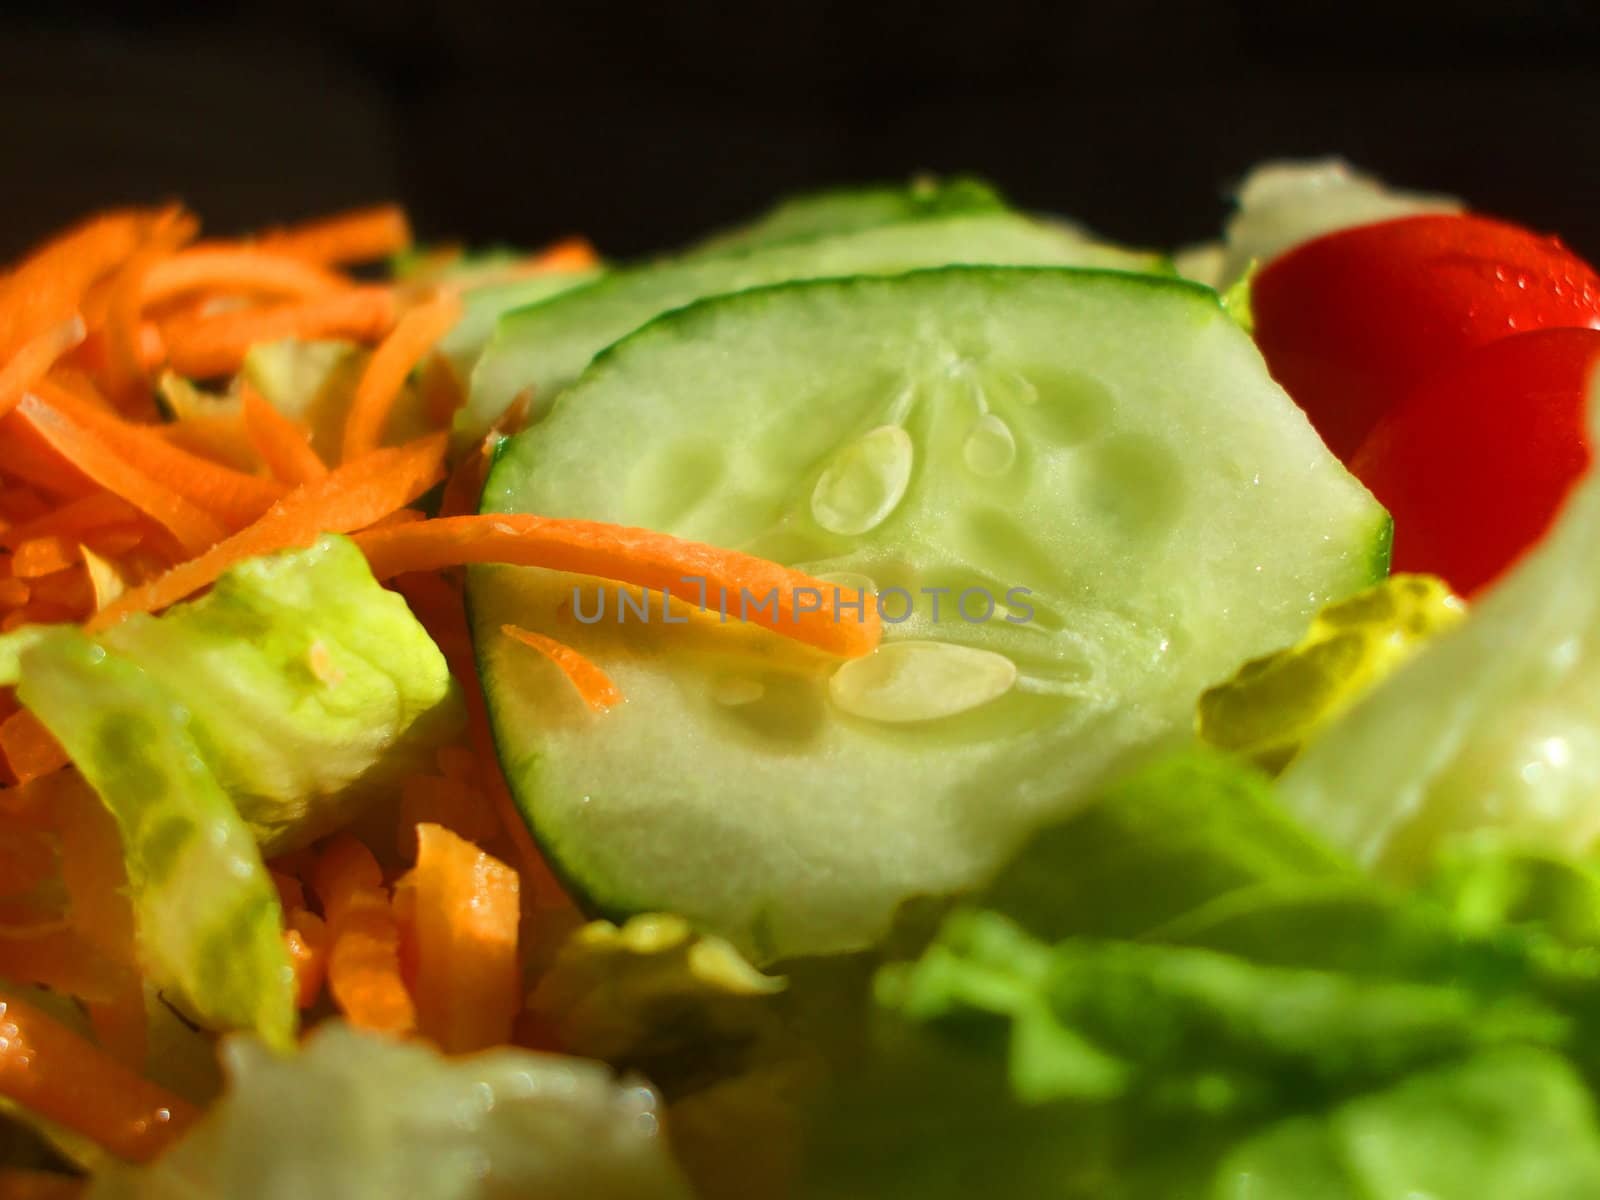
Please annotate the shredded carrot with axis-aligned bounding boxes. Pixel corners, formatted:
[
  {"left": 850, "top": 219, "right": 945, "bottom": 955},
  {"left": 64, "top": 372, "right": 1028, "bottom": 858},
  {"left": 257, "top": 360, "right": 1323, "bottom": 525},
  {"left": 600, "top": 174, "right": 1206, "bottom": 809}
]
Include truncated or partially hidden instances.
[
  {"left": 159, "top": 286, "right": 397, "bottom": 379},
  {"left": 241, "top": 383, "right": 327, "bottom": 485},
  {"left": 0, "top": 317, "right": 87, "bottom": 421},
  {"left": 102, "top": 211, "right": 196, "bottom": 416},
  {"left": 0, "top": 209, "right": 164, "bottom": 357},
  {"left": 0, "top": 989, "right": 194, "bottom": 1162},
  {"left": 340, "top": 292, "right": 462, "bottom": 462},
  {"left": 311, "top": 836, "right": 416, "bottom": 1036},
  {"left": 284, "top": 909, "right": 329, "bottom": 1010},
  {"left": 0, "top": 413, "right": 97, "bottom": 500},
  {"left": 17, "top": 396, "right": 226, "bottom": 555},
  {"left": 516, "top": 236, "right": 600, "bottom": 276},
  {"left": 29, "top": 379, "right": 283, "bottom": 527},
  {"left": 407, "top": 823, "right": 520, "bottom": 1054},
  {"left": 501, "top": 624, "right": 624, "bottom": 712},
  {"left": 0, "top": 1167, "right": 84, "bottom": 1200},
  {"left": 0, "top": 711, "right": 69, "bottom": 785},
  {"left": 355, "top": 513, "right": 883, "bottom": 658},
  {"left": 0, "top": 491, "right": 135, "bottom": 552},
  {"left": 143, "top": 248, "right": 348, "bottom": 306},
  {"left": 0, "top": 578, "right": 29, "bottom": 609},
  {"left": 255, "top": 204, "right": 412, "bottom": 266},
  {"left": 11, "top": 537, "right": 80, "bottom": 579},
  {"left": 87, "top": 430, "right": 447, "bottom": 630}
]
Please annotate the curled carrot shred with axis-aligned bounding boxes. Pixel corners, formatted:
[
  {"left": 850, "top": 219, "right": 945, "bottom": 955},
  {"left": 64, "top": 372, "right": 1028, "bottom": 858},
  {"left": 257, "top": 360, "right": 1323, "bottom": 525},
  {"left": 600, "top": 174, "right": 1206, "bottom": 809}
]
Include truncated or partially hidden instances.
[
  {"left": 0, "top": 318, "right": 86, "bottom": 422},
  {"left": 254, "top": 204, "right": 412, "bottom": 267},
  {"left": 241, "top": 383, "right": 328, "bottom": 485},
  {"left": 354, "top": 513, "right": 883, "bottom": 659},
  {"left": 501, "top": 624, "right": 624, "bottom": 712},
  {"left": 158, "top": 286, "right": 397, "bottom": 379},
  {"left": 311, "top": 837, "right": 416, "bottom": 1036}
]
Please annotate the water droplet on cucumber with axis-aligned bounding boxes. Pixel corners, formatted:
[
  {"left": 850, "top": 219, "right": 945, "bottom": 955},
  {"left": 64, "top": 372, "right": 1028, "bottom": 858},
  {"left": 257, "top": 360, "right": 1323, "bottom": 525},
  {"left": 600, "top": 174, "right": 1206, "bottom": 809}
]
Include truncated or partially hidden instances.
[
  {"left": 962, "top": 412, "right": 1017, "bottom": 476},
  {"left": 811, "top": 425, "right": 914, "bottom": 535},
  {"left": 828, "top": 640, "right": 1017, "bottom": 723}
]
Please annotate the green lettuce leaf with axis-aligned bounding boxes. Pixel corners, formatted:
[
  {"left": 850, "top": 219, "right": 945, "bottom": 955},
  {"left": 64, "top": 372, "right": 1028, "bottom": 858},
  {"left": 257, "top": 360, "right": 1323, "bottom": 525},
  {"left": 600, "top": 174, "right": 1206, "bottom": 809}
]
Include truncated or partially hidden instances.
[
  {"left": 14, "top": 630, "right": 295, "bottom": 1049},
  {"left": 93, "top": 534, "right": 460, "bottom": 853},
  {"left": 802, "top": 751, "right": 1600, "bottom": 1199},
  {"left": 1198, "top": 575, "right": 1464, "bottom": 774},
  {"left": 87, "top": 1023, "right": 695, "bottom": 1200}
]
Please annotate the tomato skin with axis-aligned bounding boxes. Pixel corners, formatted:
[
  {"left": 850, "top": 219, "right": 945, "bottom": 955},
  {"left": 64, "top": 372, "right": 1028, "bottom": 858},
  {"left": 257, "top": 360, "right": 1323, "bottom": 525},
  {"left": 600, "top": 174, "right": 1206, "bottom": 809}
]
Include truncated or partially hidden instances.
[
  {"left": 1253, "top": 214, "right": 1600, "bottom": 460},
  {"left": 1349, "top": 327, "right": 1599, "bottom": 596}
]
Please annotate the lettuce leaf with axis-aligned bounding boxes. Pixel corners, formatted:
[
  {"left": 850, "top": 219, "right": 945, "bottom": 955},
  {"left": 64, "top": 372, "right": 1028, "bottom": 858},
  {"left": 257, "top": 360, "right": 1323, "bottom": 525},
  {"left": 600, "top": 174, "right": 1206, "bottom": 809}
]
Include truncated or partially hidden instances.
[
  {"left": 14, "top": 629, "right": 296, "bottom": 1049},
  {"left": 87, "top": 1023, "right": 694, "bottom": 1200},
  {"left": 1198, "top": 575, "right": 1464, "bottom": 774},
  {"left": 801, "top": 752, "right": 1600, "bottom": 1199},
  {"left": 92, "top": 534, "right": 461, "bottom": 853}
]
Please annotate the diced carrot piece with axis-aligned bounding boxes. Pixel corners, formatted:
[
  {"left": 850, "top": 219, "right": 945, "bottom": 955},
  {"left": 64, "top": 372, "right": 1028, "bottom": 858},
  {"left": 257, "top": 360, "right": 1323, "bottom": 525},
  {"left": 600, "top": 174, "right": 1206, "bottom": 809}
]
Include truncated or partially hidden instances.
[
  {"left": 284, "top": 909, "right": 329, "bottom": 1010},
  {"left": 311, "top": 836, "right": 416, "bottom": 1036},
  {"left": 0, "top": 711, "right": 69, "bottom": 785},
  {"left": 408, "top": 823, "right": 520, "bottom": 1054}
]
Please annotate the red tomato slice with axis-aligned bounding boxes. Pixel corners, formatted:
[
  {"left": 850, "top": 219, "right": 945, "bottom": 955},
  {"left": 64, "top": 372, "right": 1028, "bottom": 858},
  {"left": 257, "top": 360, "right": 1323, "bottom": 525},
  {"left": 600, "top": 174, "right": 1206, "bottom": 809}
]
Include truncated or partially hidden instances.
[
  {"left": 1253, "top": 214, "right": 1600, "bottom": 460},
  {"left": 1350, "top": 327, "right": 1599, "bottom": 596}
]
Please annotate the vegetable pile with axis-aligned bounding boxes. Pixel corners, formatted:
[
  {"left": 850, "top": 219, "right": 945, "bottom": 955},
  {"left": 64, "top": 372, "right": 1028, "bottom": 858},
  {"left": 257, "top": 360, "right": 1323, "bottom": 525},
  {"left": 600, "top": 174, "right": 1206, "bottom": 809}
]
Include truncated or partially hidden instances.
[{"left": 2, "top": 162, "right": 1599, "bottom": 1199}]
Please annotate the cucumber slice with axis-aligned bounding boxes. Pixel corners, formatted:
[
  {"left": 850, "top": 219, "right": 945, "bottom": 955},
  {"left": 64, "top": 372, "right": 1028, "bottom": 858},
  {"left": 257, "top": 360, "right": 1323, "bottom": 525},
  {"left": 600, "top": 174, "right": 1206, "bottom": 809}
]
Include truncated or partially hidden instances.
[
  {"left": 471, "top": 268, "right": 1388, "bottom": 963},
  {"left": 686, "top": 175, "right": 1007, "bottom": 256},
  {"left": 461, "top": 213, "right": 1163, "bottom": 442}
]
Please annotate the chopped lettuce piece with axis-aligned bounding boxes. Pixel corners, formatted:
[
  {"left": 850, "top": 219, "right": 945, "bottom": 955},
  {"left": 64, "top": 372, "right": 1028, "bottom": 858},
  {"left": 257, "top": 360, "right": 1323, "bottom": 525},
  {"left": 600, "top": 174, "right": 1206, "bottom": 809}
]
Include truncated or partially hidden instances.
[
  {"left": 96, "top": 534, "right": 460, "bottom": 853},
  {"left": 1198, "top": 575, "right": 1465, "bottom": 773},
  {"left": 15, "top": 630, "right": 295, "bottom": 1048},
  {"left": 1216, "top": 158, "right": 1462, "bottom": 286},
  {"left": 529, "top": 913, "right": 785, "bottom": 1063},
  {"left": 980, "top": 752, "right": 1350, "bottom": 943},
  {"left": 87, "top": 1023, "right": 694, "bottom": 1200},
  {"left": 1277, "top": 377, "right": 1600, "bottom": 877},
  {"left": 802, "top": 752, "right": 1600, "bottom": 1199}
]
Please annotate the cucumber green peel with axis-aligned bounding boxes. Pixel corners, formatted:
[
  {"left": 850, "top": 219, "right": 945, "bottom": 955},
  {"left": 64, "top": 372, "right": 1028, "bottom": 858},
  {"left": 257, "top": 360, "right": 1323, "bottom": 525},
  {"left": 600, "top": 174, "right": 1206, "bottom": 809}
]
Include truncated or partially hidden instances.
[
  {"left": 471, "top": 267, "right": 1388, "bottom": 964},
  {"left": 461, "top": 212, "right": 1164, "bottom": 442}
]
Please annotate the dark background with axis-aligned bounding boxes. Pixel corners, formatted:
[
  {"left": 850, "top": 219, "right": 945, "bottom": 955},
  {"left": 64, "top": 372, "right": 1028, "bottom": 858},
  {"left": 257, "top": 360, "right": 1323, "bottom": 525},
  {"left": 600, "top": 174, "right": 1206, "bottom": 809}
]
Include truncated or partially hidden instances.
[{"left": 3, "top": 0, "right": 1599, "bottom": 262}]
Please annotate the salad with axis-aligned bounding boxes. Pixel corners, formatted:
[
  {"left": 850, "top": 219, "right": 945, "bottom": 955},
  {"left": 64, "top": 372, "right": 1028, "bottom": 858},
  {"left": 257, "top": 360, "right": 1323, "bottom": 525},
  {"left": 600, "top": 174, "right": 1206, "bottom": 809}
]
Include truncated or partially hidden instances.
[{"left": 2, "top": 160, "right": 1600, "bottom": 1199}]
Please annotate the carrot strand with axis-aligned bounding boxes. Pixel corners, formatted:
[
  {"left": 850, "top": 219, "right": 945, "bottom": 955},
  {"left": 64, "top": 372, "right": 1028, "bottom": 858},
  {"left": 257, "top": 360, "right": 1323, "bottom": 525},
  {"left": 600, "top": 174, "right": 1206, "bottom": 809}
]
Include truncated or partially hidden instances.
[
  {"left": 17, "top": 396, "right": 226, "bottom": 556},
  {"left": 143, "top": 248, "right": 348, "bottom": 306},
  {"left": 86, "top": 431, "right": 447, "bottom": 630},
  {"left": 255, "top": 205, "right": 412, "bottom": 266},
  {"left": 159, "top": 287, "right": 397, "bottom": 379},
  {"left": 501, "top": 624, "right": 624, "bottom": 712},
  {"left": 341, "top": 292, "right": 461, "bottom": 462},
  {"left": 0, "top": 989, "right": 195, "bottom": 1162},
  {"left": 354, "top": 513, "right": 882, "bottom": 658},
  {"left": 31, "top": 379, "right": 282, "bottom": 528},
  {"left": 0, "top": 317, "right": 86, "bottom": 422},
  {"left": 241, "top": 383, "right": 328, "bottom": 485}
]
